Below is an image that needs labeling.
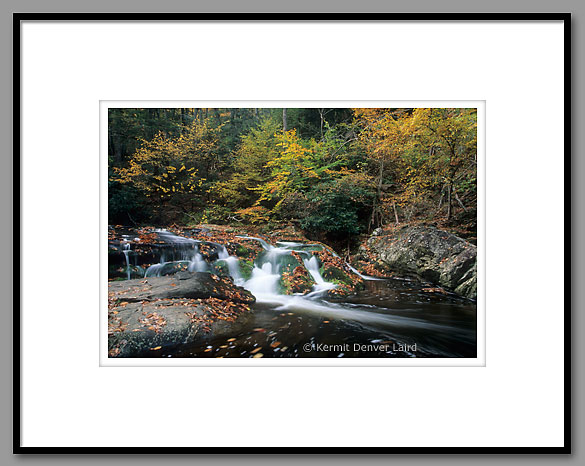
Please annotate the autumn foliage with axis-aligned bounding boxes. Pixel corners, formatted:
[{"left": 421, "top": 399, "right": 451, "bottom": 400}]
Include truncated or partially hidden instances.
[{"left": 109, "top": 107, "right": 477, "bottom": 242}]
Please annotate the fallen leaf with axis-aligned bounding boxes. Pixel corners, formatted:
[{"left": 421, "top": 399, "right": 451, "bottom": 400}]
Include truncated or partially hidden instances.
[
  {"left": 250, "top": 347, "right": 262, "bottom": 354},
  {"left": 252, "top": 353, "right": 263, "bottom": 358},
  {"left": 150, "top": 346, "right": 162, "bottom": 351},
  {"left": 227, "top": 338, "right": 236, "bottom": 342},
  {"left": 270, "top": 341, "right": 281, "bottom": 348}
]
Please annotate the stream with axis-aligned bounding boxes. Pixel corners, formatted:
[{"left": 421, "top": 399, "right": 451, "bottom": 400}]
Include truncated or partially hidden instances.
[{"left": 111, "top": 229, "right": 477, "bottom": 358}]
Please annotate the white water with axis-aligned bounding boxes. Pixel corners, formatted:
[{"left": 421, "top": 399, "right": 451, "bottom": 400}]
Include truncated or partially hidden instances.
[
  {"left": 122, "top": 242, "right": 131, "bottom": 280},
  {"left": 217, "top": 246, "right": 243, "bottom": 284},
  {"left": 188, "top": 253, "right": 209, "bottom": 273},
  {"left": 145, "top": 229, "right": 206, "bottom": 277},
  {"left": 243, "top": 262, "right": 281, "bottom": 299},
  {"left": 130, "top": 231, "right": 370, "bottom": 315},
  {"left": 303, "top": 256, "right": 337, "bottom": 296},
  {"left": 346, "top": 263, "right": 385, "bottom": 281},
  {"left": 236, "top": 235, "right": 273, "bottom": 250}
]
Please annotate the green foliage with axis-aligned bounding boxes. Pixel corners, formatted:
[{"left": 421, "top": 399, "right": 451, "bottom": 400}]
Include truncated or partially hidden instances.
[
  {"left": 108, "top": 179, "right": 150, "bottom": 224},
  {"left": 110, "top": 119, "right": 221, "bottom": 222},
  {"left": 108, "top": 107, "right": 477, "bottom": 237},
  {"left": 210, "top": 119, "right": 280, "bottom": 210},
  {"left": 301, "top": 174, "right": 376, "bottom": 238}
]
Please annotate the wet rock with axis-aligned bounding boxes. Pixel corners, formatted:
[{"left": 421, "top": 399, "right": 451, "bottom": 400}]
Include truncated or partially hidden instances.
[
  {"left": 107, "top": 272, "right": 255, "bottom": 357},
  {"left": 239, "top": 260, "right": 254, "bottom": 280},
  {"left": 108, "top": 298, "right": 253, "bottom": 358},
  {"left": 281, "top": 265, "right": 315, "bottom": 295},
  {"left": 312, "top": 250, "right": 365, "bottom": 297},
  {"left": 367, "top": 225, "right": 477, "bottom": 299},
  {"left": 108, "top": 272, "right": 255, "bottom": 304}
]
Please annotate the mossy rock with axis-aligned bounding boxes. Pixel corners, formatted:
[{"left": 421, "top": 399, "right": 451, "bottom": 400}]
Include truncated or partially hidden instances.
[
  {"left": 320, "top": 264, "right": 353, "bottom": 286},
  {"left": 235, "top": 245, "right": 249, "bottom": 258},
  {"left": 279, "top": 254, "right": 303, "bottom": 274},
  {"left": 280, "top": 265, "right": 315, "bottom": 295},
  {"left": 239, "top": 260, "right": 254, "bottom": 280},
  {"left": 212, "top": 260, "right": 230, "bottom": 277},
  {"left": 254, "top": 251, "right": 302, "bottom": 273}
]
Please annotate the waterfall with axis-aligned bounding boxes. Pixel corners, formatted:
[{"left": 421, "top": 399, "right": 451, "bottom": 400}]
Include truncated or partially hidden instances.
[
  {"left": 236, "top": 235, "right": 272, "bottom": 250},
  {"left": 217, "top": 245, "right": 243, "bottom": 284},
  {"left": 243, "top": 262, "right": 281, "bottom": 298},
  {"left": 145, "top": 230, "right": 203, "bottom": 277},
  {"left": 122, "top": 242, "right": 131, "bottom": 280},
  {"left": 303, "top": 256, "right": 337, "bottom": 296},
  {"left": 346, "top": 263, "right": 384, "bottom": 281},
  {"left": 188, "top": 250, "right": 208, "bottom": 273},
  {"left": 128, "top": 230, "right": 343, "bottom": 304}
]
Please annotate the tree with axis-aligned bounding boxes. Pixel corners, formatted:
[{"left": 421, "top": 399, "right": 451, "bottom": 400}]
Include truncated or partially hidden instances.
[
  {"left": 110, "top": 119, "right": 221, "bottom": 222},
  {"left": 354, "top": 108, "right": 476, "bottom": 226}
]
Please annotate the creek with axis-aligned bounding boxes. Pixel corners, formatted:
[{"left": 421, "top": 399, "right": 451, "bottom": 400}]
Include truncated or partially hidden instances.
[{"left": 112, "top": 229, "right": 476, "bottom": 358}]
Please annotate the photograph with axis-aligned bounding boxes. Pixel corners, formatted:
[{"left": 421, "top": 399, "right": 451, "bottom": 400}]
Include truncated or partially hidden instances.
[{"left": 106, "top": 106, "right": 478, "bottom": 359}]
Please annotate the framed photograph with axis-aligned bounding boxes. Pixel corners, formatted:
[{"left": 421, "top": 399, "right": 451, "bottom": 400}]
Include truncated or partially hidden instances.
[{"left": 16, "top": 13, "right": 570, "bottom": 452}]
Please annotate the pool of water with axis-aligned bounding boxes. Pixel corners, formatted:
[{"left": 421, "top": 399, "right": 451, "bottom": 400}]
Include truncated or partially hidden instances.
[{"left": 154, "top": 278, "right": 477, "bottom": 359}]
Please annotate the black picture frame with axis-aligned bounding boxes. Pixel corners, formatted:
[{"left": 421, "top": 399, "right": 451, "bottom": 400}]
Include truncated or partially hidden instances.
[{"left": 13, "top": 12, "right": 572, "bottom": 454}]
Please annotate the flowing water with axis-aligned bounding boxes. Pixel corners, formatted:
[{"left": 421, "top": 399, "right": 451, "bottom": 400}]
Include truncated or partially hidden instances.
[{"left": 111, "top": 229, "right": 476, "bottom": 358}]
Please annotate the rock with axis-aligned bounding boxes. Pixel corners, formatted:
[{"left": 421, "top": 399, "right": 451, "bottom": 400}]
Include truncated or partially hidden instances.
[
  {"left": 108, "top": 272, "right": 255, "bottom": 304},
  {"left": 235, "top": 244, "right": 249, "bottom": 257},
  {"left": 367, "top": 225, "right": 477, "bottom": 299},
  {"left": 281, "top": 265, "right": 315, "bottom": 295},
  {"left": 107, "top": 272, "right": 255, "bottom": 357},
  {"left": 108, "top": 298, "right": 253, "bottom": 358},
  {"left": 239, "top": 260, "right": 254, "bottom": 280},
  {"left": 309, "top": 250, "right": 365, "bottom": 298}
]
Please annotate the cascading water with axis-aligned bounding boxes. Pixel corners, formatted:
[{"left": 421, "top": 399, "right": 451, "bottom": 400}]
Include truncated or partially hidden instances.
[
  {"left": 122, "top": 242, "right": 131, "bottom": 280},
  {"left": 217, "top": 246, "right": 243, "bottom": 284},
  {"left": 303, "top": 256, "right": 337, "bottom": 295},
  {"left": 110, "top": 228, "right": 476, "bottom": 358},
  {"left": 243, "top": 262, "right": 281, "bottom": 299},
  {"left": 128, "top": 230, "right": 341, "bottom": 302},
  {"left": 346, "top": 263, "right": 384, "bottom": 281},
  {"left": 145, "top": 229, "right": 204, "bottom": 277},
  {"left": 188, "top": 249, "right": 209, "bottom": 273},
  {"left": 236, "top": 235, "right": 272, "bottom": 251}
]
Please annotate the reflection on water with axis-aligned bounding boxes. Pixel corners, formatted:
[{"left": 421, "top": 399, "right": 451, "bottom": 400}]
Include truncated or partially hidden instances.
[{"left": 157, "top": 278, "right": 477, "bottom": 359}]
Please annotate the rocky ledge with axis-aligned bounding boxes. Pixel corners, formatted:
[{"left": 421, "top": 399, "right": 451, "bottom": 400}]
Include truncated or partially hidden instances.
[
  {"left": 359, "top": 225, "right": 477, "bottom": 299},
  {"left": 108, "top": 272, "right": 255, "bottom": 357}
]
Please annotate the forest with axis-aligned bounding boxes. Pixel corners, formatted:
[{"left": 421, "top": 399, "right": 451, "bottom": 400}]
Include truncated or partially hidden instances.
[
  {"left": 107, "top": 107, "right": 478, "bottom": 359},
  {"left": 108, "top": 107, "right": 477, "bottom": 247}
]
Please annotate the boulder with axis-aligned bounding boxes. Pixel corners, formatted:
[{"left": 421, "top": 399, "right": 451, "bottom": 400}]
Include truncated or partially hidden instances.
[
  {"left": 108, "top": 298, "right": 254, "bottom": 357},
  {"left": 107, "top": 272, "right": 256, "bottom": 357},
  {"left": 108, "top": 272, "right": 255, "bottom": 304},
  {"left": 367, "top": 225, "right": 477, "bottom": 299}
]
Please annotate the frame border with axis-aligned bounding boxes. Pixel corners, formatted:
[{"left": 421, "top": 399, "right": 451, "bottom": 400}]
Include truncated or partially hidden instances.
[{"left": 13, "top": 12, "right": 571, "bottom": 454}]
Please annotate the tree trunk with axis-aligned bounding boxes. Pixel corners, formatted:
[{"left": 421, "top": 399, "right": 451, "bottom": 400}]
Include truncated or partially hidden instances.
[
  {"left": 282, "top": 108, "right": 288, "bottom": 132},
  {"left": 393, "top": 202, "right": 399, "bottom": 224},
  {"left": 454, "top": 190, "right": 467, "bottom": 211},
  {"left": 447, "top": 184, "right": 452, "bottom": 220}
]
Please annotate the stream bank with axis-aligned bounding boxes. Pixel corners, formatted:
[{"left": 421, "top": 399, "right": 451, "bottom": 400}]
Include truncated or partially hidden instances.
[{"left": 108, "top": 225, "right": 477, "bottom": 358}]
